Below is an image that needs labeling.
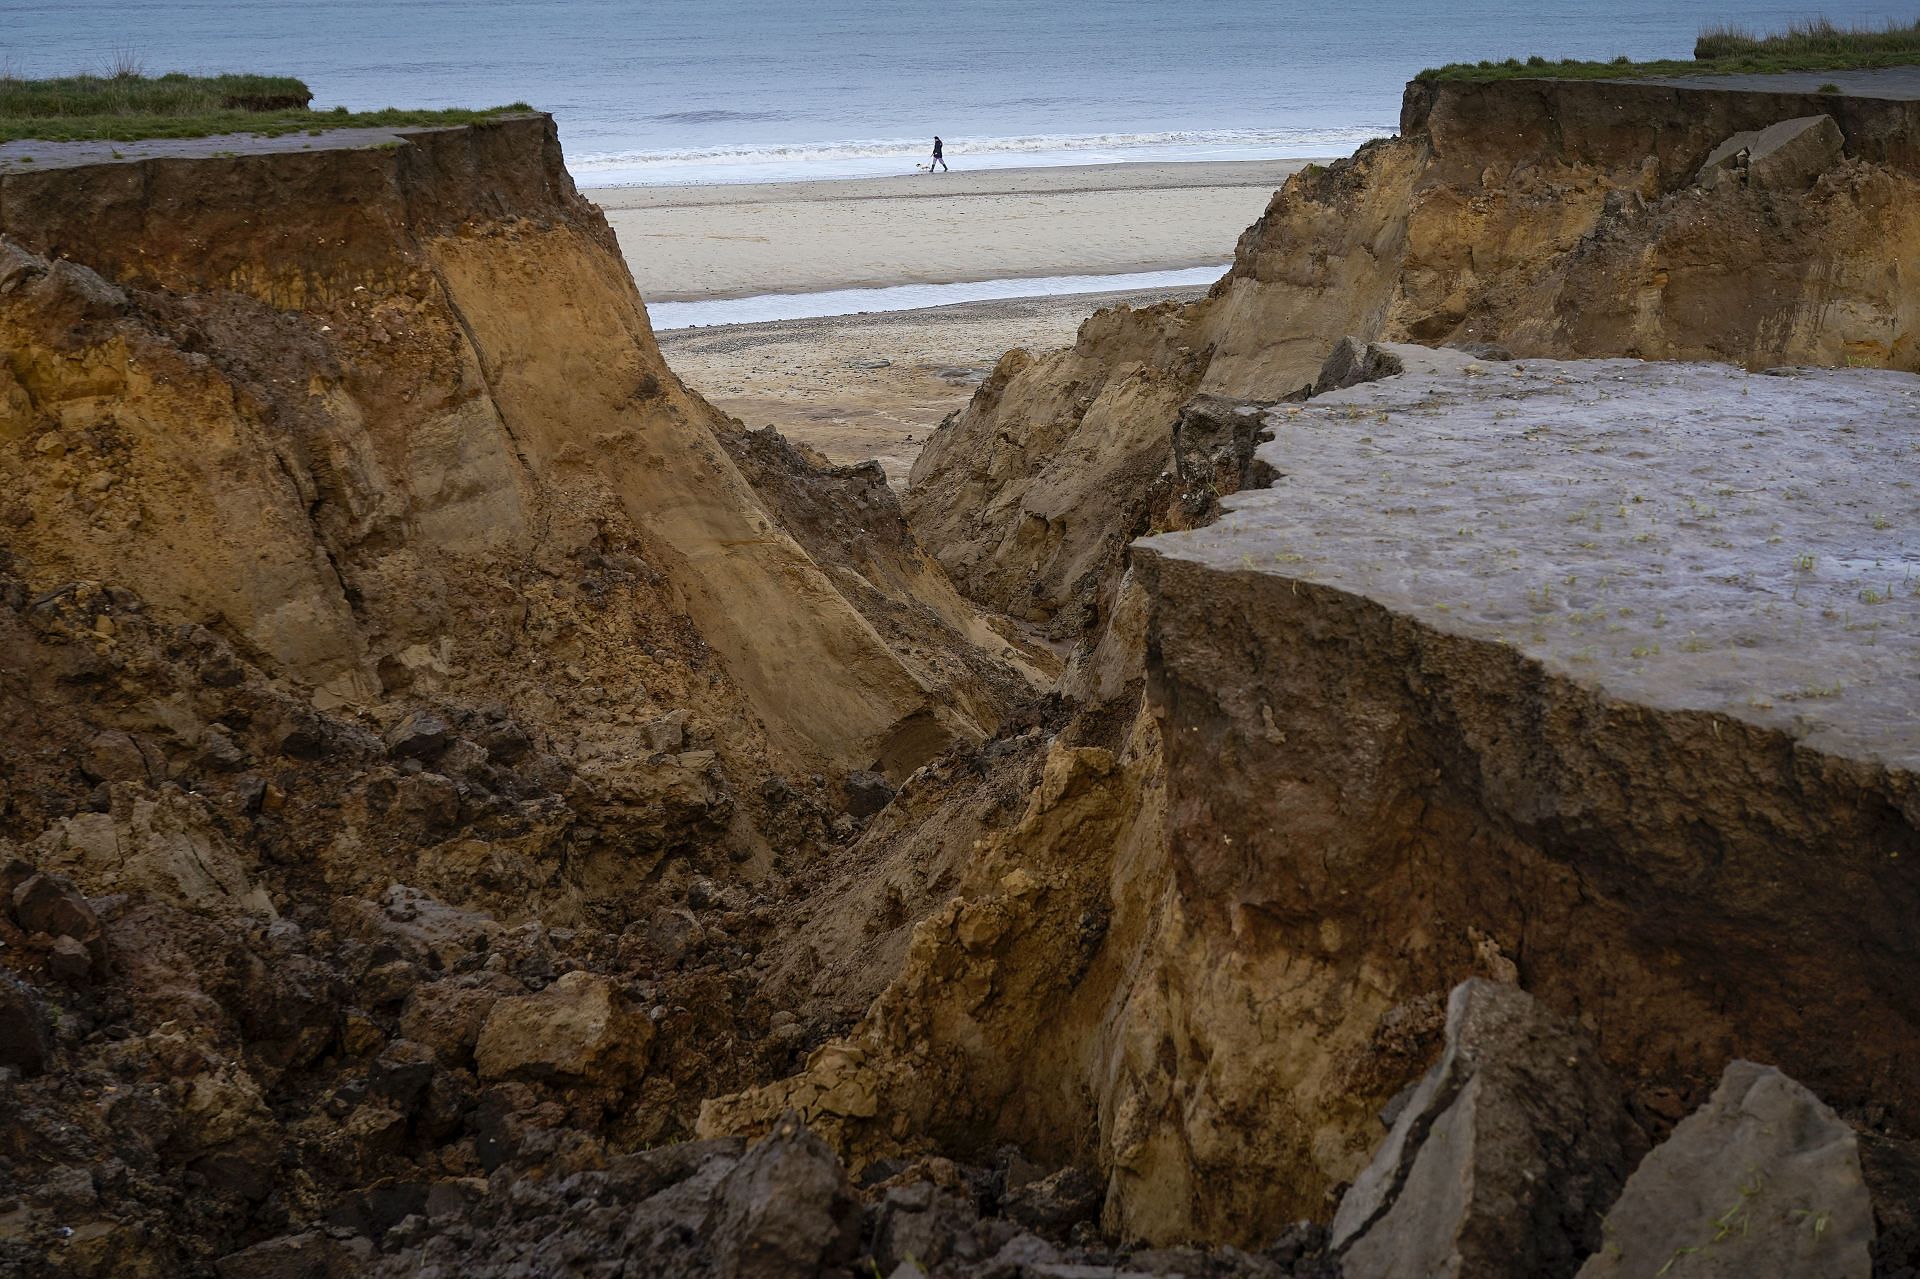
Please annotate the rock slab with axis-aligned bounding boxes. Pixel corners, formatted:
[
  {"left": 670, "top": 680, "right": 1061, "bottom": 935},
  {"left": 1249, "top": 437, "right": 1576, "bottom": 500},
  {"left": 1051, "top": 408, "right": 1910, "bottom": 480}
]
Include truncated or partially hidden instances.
[
  {"left": 1575, "top": 1060, "right": 1872, "bottom": 1279},
  {"left": 1696, "top": 114, "right": 1845, "bottom": 190},
  {"left": 1331, "top": 979, "right": 1643, "bottom": 1279}
]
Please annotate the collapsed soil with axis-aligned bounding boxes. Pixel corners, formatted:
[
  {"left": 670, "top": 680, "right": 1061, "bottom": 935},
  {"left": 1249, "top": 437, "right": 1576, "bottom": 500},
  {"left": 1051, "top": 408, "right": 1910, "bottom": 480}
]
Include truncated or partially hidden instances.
[{"left": 3, "top": 72, "right": 1920, "bottom": 1279}]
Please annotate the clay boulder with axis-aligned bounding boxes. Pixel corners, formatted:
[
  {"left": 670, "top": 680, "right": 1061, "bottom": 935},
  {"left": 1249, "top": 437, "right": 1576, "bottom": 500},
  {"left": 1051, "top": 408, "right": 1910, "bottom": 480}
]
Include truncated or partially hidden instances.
[{"left": 474, "top": 970, "right": 654, "bottom": 1086}]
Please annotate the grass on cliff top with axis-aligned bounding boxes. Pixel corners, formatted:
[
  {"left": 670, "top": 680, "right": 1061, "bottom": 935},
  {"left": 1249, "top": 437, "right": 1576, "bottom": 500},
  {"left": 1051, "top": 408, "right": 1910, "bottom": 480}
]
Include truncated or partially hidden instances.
[
  {"left": 0, "top": 69, "right": 532, "bottom": 143},
  {"left": 1418, "top": 15, "right": 1920, "bottom": 82}
]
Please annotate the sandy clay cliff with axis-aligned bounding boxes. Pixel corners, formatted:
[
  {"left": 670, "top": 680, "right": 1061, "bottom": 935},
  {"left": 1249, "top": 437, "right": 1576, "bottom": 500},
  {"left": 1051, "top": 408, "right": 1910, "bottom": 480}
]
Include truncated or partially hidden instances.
[
  {"left": 1, "top": 78, "right": 1918, "bottom": 1279},
  {"left": 0, "top": 114, "right": 1049, "bottom": 1276},
  {"left": 906, "top": 75, "right": 1920, "bottom": 637},
  {"left": 706, "top": 72, "right": 1920, "bottom": 1272}
]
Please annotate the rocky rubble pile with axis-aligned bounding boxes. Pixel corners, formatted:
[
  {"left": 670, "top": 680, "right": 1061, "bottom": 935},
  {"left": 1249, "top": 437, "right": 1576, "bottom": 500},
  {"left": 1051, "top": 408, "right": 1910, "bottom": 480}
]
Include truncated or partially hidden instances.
[
  {"left": 339, "top": 1118, "right": 1330, "bottom": 1279},
  {"left": 189, "top": 980, "right": 1891, "bottom": 1279},
  {"left": 0, "top": 557, "right": 922, "bottom": 1276}
]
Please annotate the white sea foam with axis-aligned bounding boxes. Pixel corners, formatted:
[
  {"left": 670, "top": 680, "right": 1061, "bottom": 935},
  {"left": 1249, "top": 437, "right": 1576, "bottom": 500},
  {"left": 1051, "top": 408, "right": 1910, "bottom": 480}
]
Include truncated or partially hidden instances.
[
  {"left": 575, "top": 127, "right": 1388, "bottom": 186},
  {"left": 648, "top": 265, "right": 1227, "bottom": 330}
]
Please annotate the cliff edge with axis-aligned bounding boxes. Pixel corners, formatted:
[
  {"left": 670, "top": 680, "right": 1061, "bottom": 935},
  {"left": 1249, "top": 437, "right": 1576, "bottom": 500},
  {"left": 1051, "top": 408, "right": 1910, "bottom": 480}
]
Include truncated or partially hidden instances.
[
  {"left": 904, "top": 74, "right": 1920, "bottom": 636},
  {"left": 0, "top": 116, "right": 1032, "bottom": 792},
  {"left": 710, "top": 351, "right": 1920, "bottom": 1249}
]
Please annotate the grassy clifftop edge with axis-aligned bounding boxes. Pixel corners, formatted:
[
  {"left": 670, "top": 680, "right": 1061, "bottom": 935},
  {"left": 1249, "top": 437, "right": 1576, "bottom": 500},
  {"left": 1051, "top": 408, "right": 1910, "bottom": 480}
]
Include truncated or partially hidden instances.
[
  {"left": 1420, "top": 17, "right": 1920, "bottom": 84},
  {"left": 1, "top": 71, "right": 532, "bottom": 143}
]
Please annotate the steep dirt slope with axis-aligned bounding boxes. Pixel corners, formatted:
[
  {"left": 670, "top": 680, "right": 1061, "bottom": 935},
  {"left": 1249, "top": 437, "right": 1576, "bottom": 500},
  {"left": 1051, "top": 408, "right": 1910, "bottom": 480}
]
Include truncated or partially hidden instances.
[
  {"left": 0, "top": 117, "right": 1030, "bottom": 802},
  {"left": 905, "top": 77, "right": 1920, "bottom": 629},
  {"left": 0, "top": 119, "right": 1045, "bottom": 1276}
]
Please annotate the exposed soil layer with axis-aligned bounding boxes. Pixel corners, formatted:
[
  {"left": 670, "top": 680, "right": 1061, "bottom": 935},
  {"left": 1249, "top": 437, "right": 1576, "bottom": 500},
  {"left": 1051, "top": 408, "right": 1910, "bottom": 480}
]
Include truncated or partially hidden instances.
[
  {"left": 1134, "top": 354, "right": 1920, "bottom": 1222},
  {"left": 0, "top": 115, "right": 1028, "bottom": 787},
  {"left": 707, "top": 351, "right": 1920, "bottom": 1262},
  {"left": 5, "top": 82, "right": 1920, "bottom": 1279}
]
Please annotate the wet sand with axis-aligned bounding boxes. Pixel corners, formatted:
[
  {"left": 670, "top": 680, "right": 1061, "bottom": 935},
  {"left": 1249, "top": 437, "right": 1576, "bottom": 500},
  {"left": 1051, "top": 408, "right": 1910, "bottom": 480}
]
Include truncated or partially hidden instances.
[{"left": 606, "top": 160, "right": 1288, "bottom": 480}]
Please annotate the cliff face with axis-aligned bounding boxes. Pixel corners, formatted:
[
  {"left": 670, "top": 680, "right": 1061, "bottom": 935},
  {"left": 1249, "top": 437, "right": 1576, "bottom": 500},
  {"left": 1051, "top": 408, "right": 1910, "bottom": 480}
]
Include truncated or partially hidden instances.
[
  {"left": 7, "top": 92, "right": 1918, "bottom": 1278},
  {"left": 710, "top": 352, "right": 1920, "bottom": 1248},
  {"left": 905, "top": 77, "right": 1920, "bottom": 627},
  {"left": 0, "top": 119, "right": 1060, "bottom": 1276},
  {"left": 0, "top": 117, "right": 1028, "bottom": 790}
]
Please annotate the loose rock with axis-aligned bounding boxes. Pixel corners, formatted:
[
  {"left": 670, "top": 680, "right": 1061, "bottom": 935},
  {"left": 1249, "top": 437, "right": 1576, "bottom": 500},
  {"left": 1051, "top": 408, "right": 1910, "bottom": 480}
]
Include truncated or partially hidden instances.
[
  {"left": 474, "top": 970, "right": 654, "bottom": 1085},
  {"left": 1575, "top": 1060, "right": 1873, "bottom": 1279},
  {"left": 1331, "top": 979, "right": 1644, "bottom": 1279}
]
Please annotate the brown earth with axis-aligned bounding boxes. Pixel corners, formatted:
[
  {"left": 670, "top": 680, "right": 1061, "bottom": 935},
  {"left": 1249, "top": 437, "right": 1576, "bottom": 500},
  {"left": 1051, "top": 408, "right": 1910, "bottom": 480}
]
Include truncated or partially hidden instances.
[
  {"left": 4, "top": 81, "right": 1919, "bottom": 1279},
  {"left": 0, "top": 116, "right": 1035, "bottom": 799},
  {"left": 708, "top": 348, "right": 1920, "bottom": 1259},
  {"left": 704, "top": 74, "right": 1920, "bottom": 1260},
  {"left": 0, "top": 117, "right": 1053, "bottom": 1276}
]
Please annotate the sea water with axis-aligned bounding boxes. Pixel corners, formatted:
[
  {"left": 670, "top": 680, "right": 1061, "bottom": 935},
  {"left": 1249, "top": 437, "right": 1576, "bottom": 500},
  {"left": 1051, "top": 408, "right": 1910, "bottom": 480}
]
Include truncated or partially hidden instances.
[
  {"left": 647, "top": 264, "right": 1229, "bottom": 330},
  {"left": 8, "top": 0, "right": 1916, "bottom": 185}
]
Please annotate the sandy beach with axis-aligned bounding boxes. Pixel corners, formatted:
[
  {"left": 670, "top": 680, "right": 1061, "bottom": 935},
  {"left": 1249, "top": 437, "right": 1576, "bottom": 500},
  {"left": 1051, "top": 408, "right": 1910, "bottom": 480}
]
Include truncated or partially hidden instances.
[
  {"left": 591, "top": 160, "right": 1301, "bottom": 480},
  {"left": 588, "top": 159, "right": 1304, "bottom": 301},
  {"left": 657, "top": 285, "right": 1208, "bottom": 485}
]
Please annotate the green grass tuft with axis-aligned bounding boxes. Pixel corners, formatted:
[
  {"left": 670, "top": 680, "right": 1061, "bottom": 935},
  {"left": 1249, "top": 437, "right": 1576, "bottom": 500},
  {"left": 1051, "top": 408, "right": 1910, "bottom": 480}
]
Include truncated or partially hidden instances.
[
  {"left": 1, "top": 71, "right": 312, "bottom": 120},
  {"left": 1419, "top": 15, "right": 1920, "bottom": 82},
  {"left": 0, "top": 69, "right": 534, "bottom": 143},
  {"left": 1694, "top": 15, "right": 1920, "bottom": 60}
]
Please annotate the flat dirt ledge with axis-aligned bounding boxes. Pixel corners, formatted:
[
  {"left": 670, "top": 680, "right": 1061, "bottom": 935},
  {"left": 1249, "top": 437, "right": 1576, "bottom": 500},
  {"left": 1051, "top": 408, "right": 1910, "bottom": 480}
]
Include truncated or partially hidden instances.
[
  {"left": 1127, "top": 351, "right": 1920, "bottom": 1150},
  {"left": 1629, "top": 64, "right": 1920, "bottom": 98},
  {"left": 1141, "top": 353, "right": 1920, "bottom": 770},
  {"left": 0, "top": 114, "right": 547, "bottom": 175}
]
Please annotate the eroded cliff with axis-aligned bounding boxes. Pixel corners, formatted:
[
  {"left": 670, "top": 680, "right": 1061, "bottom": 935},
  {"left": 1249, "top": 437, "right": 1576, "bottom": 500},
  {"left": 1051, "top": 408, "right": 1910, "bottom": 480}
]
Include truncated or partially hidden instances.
[
  {"left": 905, "top": 75, "right": 1920, "bottom": 631},
  {"left": 0, "top": 116, "right": 1029, "bottom": 796},
  {"left": 7, "top": 81, "right": 1920, "bottom": 1279},
  {"left": 0, "top": 118, "right": 1050, "bottom": 1276},
  {"left": 713, "top": 351, "right": 1920, "bottom": 1260}
]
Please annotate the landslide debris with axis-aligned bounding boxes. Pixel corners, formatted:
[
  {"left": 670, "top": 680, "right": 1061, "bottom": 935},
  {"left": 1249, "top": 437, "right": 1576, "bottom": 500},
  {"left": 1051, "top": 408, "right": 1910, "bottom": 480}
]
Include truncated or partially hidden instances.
[
  {"left": 1329, "top": 981, "right": 1645, "bottom": 1279},
  {"left": 0, "top": 115, "right": 1046, "bottom": 1276},
  {"left": 6, "top": 79, "right": 1920, "bottom": 1279},
  {"left": 0, "top": 560, "right": 832, "bottom": 1274},
  {"left": 710, "top": 346, "right": 1920, "bottom": 1264},
  {"left": 0, "top": 115, "right": 1031, "bottom": 809},
  {"left": 844, "top": 81, "right": 1920, "bottom": 1248},
  {"left": 1576, "top": 1061, "right": 1875, "bottom": 1279}
]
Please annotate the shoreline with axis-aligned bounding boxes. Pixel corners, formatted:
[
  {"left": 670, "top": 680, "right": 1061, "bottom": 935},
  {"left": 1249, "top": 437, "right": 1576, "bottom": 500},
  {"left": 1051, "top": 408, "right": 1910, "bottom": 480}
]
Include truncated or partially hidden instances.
[
  {"left": 646, "top": 264, "right": 1227, "bottom": 329},
  {"left": 587, "top": 157, "right": 1312, "bottom": 302},
  {"left": 586, "top": 157, "right": 1321, "bottom": 202},
  {"left": 635, "top": 256, "right": 1230, "bottom": 306}
]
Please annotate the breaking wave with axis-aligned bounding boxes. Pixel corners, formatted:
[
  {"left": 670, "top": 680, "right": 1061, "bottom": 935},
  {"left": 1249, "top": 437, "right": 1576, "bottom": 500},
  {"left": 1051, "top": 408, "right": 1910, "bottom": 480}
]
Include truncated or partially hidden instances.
[{"left": 647, "top": 109, "right": 788, "bottom": 124}]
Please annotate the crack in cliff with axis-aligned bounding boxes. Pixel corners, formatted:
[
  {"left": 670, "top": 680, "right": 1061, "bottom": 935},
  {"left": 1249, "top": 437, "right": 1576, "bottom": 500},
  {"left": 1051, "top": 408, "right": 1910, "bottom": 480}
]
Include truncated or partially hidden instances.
[{"left": 422, "top": 253, "right": 555, "bottom": 549}]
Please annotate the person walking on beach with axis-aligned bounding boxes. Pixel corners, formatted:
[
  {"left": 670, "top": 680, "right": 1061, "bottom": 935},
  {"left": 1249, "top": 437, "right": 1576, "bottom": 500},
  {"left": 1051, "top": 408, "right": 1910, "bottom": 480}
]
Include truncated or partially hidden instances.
[{"left": 928, "top": 135, "right": 948, "bottom": 173}]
